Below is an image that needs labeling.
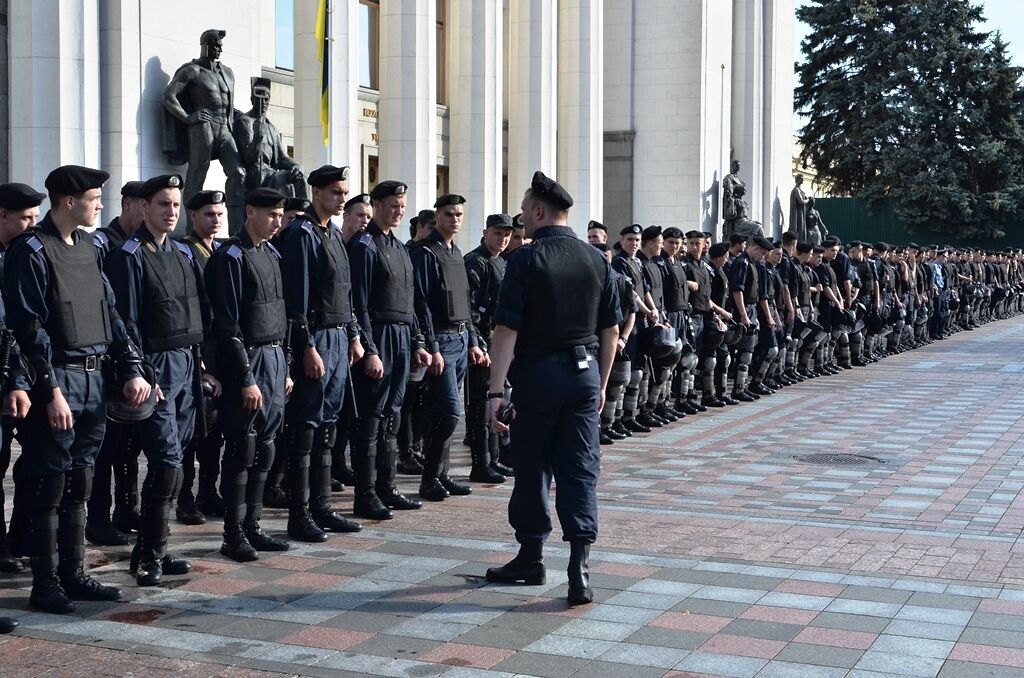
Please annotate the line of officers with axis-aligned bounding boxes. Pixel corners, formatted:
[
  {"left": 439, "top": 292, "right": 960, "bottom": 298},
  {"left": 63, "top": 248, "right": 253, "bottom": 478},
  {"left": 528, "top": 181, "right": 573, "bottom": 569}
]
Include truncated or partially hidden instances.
[
  {"left": 585, "top": 223, "right": 1024, "bottom": 445},
  {"left": 0, "top": 163, "right": 536, "bottom": 622}
]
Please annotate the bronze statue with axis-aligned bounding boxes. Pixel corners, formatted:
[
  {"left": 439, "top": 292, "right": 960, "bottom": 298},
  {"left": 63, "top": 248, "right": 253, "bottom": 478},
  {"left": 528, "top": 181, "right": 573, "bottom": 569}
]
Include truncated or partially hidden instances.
[
  {"left": 788, "top": 175, "right": 810, "bottom": 242},
  {"left": 162, "top": 29, "right": 246, "bottom": 233},
  {"left": 806, "top": 196, "right": 828, "bottom": 246},
  {"left": 721, "top": 178, "right": 764, "bottom": 240}
]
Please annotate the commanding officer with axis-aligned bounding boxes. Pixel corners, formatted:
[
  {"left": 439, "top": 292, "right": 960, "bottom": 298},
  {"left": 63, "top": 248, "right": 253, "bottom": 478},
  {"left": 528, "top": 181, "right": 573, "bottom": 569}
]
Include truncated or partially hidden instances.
[
  {"left": 5, "top": 165, "right": 152, "bottom": 613},
  {"left": 464, "top": 214, "right": 514, "bottom": 479},
  {"left": 347, "top": 180, "right": 431, "bottom": 521},
  {"left": 176, "top": 190, "right": 227, "bottom": 523},
  {"left": 206, "top": 188, "right": 293, "bottom": 562},
  {"left": 485, "top": 171, "right": 620, "bottom": 606},
  {"left": 412, "top": 194, "right": 489, "bottom": 499},
  {"left": 86, "top": 180, "right": 147, "bottom": 547},
  {"left": 107, "top": 174, "right": 201, "bottom": 586},
  {"left": 278, "top": 164, "right": 364, "bottom": 541}
]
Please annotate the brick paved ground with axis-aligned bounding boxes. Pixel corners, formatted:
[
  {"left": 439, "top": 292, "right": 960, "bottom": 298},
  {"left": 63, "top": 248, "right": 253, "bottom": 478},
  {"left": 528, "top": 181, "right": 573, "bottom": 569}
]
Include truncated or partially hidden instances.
[{"left": 1, "top": 317, "right": 1024, "bottom": 677}]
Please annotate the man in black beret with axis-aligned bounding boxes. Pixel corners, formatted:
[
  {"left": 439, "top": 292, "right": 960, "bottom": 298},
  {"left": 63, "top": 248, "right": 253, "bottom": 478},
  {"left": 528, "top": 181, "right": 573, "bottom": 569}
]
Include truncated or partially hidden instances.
[
  {"left": 6, "top": 165, "right": 152, "bottom": 612},
  {"left": 586, "top": 220, "right": 607, "bottom": 245},
  {"left": 463, "top": 213, "right": 514, "bottom": 478},
  {"left": 341, "top": 193, "right": 372, "bottom": 244},
  {"left": 655, "top": 227, "right": 700, "bottom": 418},
  {"left": 725, "top": 232, "right": 769, "bottom": 401},
  {"left": 274, "top": 163, "right": 367, "bottom": 541},
  {"left": 106, "top": 174, "right": 207, "bottom": 585},
  {"left": 347, "top": 181, "right": 431, "bottom": 521},
  {"left": 611, "top": 223, "right": 655, "bottom": 433},
  {"left": 485, "top": 170, "right": 621, "bottom": 606},
  {"left": 204, "top": 187, "right": 294, "bottom": 562},
  {"left": 633, "top": 225, "right": 676, "bottom": 427},
  {"left": 502, "top": 214, "right": 530, "bottom": 260}
]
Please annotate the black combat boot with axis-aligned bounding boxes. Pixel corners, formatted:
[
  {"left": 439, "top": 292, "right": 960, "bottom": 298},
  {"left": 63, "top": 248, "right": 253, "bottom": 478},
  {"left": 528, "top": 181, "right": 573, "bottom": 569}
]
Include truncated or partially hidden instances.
[
  {"left": 485, "top": 542, "right": 545, "bottom": 585},
  {"left": 58, "top": 468, "right": 124, "bottom": 600},
  {"left": 310, "top": 424, "right": 363, "bottom": 533},
  {"left": 285, "top": 426, "right": 329, "bottom": 542},
  {"left": 468, "top": 434, "right": 506, "bottom": 484},
  {"left": 567, "top": 542, "right": 593, "bottom": 606},
  {"left": 351, "top": 417, "right": 393, "bottom": 520},
  {"left": 220, "top": 437, "right": 259, "bottom": 562},
  {"left": 26, "top": 474, "right": 74, "bottom": 613}
]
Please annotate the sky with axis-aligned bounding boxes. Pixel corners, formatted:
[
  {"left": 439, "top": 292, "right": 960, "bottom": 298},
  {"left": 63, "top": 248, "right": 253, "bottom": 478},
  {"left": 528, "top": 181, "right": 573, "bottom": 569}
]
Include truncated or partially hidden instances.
[{"left": 793, "top": 0, "right": 1024, "bottom": 133}]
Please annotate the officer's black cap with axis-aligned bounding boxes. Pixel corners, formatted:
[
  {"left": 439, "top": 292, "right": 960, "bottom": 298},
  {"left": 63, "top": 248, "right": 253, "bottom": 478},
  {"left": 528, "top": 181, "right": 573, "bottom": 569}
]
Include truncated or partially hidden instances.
[
  {"left": 684, "top": 230, "right": 703, "bottom": 239},
  {"left": 45, "top": 165, "right": 110, "bottom": 195},
  {"left": 620, "top": 224, "right": 642, "bottom": 237},
  {"left": 822, "top": 236, "right": 841, "bottom": 247},
  {"left": 749, "top": 236, "right": 774, "bottom": 251},
  {"left": 285, "top": 196, "right": 311, "bottom": 212},
  {"left": 729, "top": 233, "right": 748, "bottom": 245},
  {"left": 812, "top": 245, "right": 826, "bottom": 253},
  {"left": 344, "top": 193, "right": 371, "bottom": 210},
  {"left": 0, "top": 183, "right": 46, "bottom": 211},
  {"left": 530, "top": 171, "right": 573, "bottom": 210},
  {"left": 641, "top": 225, "right": 662, "bottom": 241},
  {"left": 139, "top": 174, "right": 183, "bottom": 199},
  {"left": 588, "top": 220, "right": 606, "bottom": 232},
  {"left": 873, "top": 241, "right": 888, "bottom": 252},
  {"left": 121, "top": 181, "right": 146, "bottom": 198},
  {"left": 307, "top": 164, "right": 350, "bottom": 187},
  {"left": 186, "top": 190, "right": 225, "bottom": 211},
  {"left": 796, "top": 242, "right": 813, "bottom": 253},
  {"left": 434, "top": 194, "right": 466, "bottom": 209},
  {"left": 486, "top": 213, "right": 513, "bottom": 229},
  {"left": 369, "top": 180, "right": 407, "bottom": 201},
  {"left": 417, "top": 209, "right": 436, "bottom": 225},
  {"left": 662, "top": 227, "right": 684, "bottom": 239},
  {"left": 709, "top": 242, "right": 730, "bottom": 258},
  {"left": 245, "top": 187, "right": 288, "bottom": 208}
]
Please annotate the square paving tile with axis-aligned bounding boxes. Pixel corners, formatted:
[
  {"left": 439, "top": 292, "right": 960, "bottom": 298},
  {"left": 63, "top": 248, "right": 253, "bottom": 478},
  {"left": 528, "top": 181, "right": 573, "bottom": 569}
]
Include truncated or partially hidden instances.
[
  {"left": 278, "top": 627, "right": 373, "bottom": 651},
  {"left": 418, "top": 642, "right": 515, "bottom": 669}
]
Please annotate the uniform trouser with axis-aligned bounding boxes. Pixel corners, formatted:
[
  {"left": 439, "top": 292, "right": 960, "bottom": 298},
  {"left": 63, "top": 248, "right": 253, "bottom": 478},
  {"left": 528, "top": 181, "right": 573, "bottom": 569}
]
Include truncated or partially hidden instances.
[
  {"left": 601, "top": 361, "right": 630, "bottom": 428},
  {"left": 350, "top": 323, "right": 411, "bottom": 495},
  {"left": 621, "top": 352, "right": 643, "bottom": 420},
  {"left": 714, "top": 346, "right": 731, "bottom": 396},
  {"left": 137, "top": 349, "right": 195, "bottom": 557},
  {"left": 11, "top": 365, "right": 106, "bottom": 562},
  {"left": 421, "top": 331, "right": 468, "bottom": 480},
  {"left": 750, "top": 323, "right": 779, "bottom": 385},
  {"left": 466, "top": 361, "right": 498, "bottom": 466},
  {"left": 181, "top": 420, "right": 222, "bottom": 501},
  {"left": 508, "top": 352, "right": 600, "bottom": 546},
  {"left": 397, "top": 378, "right": 428, "bottom": 460},
  {"left": 88, "top": 420, "right": 139, "bottom": 523},
  {"left": 733, "top": 329, "right": 757, "bottom": 393},
  {"left": 219, "top": 345, "right": 286, "bottom": 531}
]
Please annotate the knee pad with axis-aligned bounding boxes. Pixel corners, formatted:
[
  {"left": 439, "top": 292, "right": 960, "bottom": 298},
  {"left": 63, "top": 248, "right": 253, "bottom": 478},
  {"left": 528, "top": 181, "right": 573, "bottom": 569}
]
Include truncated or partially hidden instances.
[
  {"left": 224, "top": 435, "right": 257, "bottom": 469},
  {"left": 679, "top": 353, "right": 698, "bottom": 371},
  {"left": 765, "top": 346, "right": 779, "bottom": 361}
]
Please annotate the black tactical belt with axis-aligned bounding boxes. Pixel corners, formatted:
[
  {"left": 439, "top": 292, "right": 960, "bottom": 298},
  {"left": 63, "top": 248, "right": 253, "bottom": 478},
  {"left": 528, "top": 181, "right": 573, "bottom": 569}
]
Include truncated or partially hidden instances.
[
  {"left": 246, "top": 340, "right": 281, "bottom": 351},
  {"left": 437, "top": 323, "right": 467, "bottom": 333},
  {"left": 55, "top": 355, "right": 100, "bottom": 372}
]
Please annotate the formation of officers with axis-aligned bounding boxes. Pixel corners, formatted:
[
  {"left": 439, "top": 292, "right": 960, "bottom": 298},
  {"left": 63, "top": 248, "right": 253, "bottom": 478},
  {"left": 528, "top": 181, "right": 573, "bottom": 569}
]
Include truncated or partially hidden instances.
[{"left": 0, "top": 164, "right": 1021, "bottom": 620}]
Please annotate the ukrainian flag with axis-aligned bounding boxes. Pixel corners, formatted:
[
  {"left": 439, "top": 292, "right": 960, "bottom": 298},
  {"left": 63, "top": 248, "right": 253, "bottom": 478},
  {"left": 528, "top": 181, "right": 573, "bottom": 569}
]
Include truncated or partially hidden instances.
[{"left": 316, "top": 0, "right": 329, "bottom": 146}]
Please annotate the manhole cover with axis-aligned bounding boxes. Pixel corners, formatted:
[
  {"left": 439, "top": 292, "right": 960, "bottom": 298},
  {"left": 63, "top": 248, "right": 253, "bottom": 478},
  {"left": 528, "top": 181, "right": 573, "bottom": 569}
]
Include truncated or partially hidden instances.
[{"left": 793, "top": 453, "right": 886, "bottom": 466}]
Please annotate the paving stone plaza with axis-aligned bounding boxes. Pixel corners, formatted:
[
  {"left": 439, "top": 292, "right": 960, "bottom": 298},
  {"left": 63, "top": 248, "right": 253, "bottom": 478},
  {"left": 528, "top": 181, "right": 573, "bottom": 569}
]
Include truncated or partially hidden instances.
[{"left": 2, "top": 317, "right": 1024, "bottom": 677}]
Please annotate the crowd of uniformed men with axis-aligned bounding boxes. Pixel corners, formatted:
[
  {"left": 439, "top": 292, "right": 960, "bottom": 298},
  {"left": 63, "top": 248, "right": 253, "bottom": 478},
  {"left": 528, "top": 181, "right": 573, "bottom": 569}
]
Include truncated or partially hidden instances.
[{"left": 0, "top": 163, "right": 1020, "bottom": 627}]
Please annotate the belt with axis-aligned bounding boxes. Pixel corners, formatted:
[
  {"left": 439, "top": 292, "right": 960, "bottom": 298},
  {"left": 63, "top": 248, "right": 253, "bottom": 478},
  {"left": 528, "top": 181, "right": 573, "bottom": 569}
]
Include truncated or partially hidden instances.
[
  {"left": 437, "top": 323, "right": 467, "bottom": 334},
  {"left": 246, "top": 340, "right": 281, "bottom": 351},
  {"left": 517, "top": 346, "right": 599, "bottom": 362},
  {"left": 55, "top": 355, "right": 100, "bottom": 372}
]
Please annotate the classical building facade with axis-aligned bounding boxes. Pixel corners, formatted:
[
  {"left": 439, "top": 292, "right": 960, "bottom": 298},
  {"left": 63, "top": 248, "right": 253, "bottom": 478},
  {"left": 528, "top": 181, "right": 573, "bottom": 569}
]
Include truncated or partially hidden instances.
[{"left": 4, "top": 0, "right": 794, "bottom": 247}]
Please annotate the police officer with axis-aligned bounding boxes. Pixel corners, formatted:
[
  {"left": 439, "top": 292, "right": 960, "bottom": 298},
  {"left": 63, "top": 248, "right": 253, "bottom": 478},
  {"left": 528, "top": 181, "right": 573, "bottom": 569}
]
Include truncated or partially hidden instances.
[
  {"left": 637, "top": 226, "right": 675, "bottom": 426},
  {"left": 176, "top": 190, "right": 227, "bottom": 523},
  {"left": 595, "top": 242, "right": 637, "bottom": 444},
  {"left": 612, "top": 224, "right": 654, "bottom": 432},
  {"left": 206, "top": 188, "right": 294, "bottom": 562},
  {"left": 707, "top": 242, "right": 739, "bottom": 404},
  {"left": 5, "top": 165, "right": 152, "bottom": 612},
  {"left": 657, "top": 227, "right": 700, "bottom": 417},
  {"left": 464, "top": 214, "right": 514, "bottom": 477},
  {"left": 347, "top": 181, "right": 431, "bottom": 520},
  {"left": 485, "top": 171, "right": 620, "bottom": 606},
  {"left": 586, "top": 220, "right": 607, "bottom": 245},
  {"left": 107, "top": 174, "right": 203, "bottom": 585},
  {"left": 278, "top": 164, "right": 365, "bottom": 541},
  {"left": 412, "top": 194, "right": 489, "bottom": 498},
  {"left": 727, "top": 235, "right": 767, "bottom": 401},
  {"left": 86, "top": 180, "right": 147, "bottom": 547}
]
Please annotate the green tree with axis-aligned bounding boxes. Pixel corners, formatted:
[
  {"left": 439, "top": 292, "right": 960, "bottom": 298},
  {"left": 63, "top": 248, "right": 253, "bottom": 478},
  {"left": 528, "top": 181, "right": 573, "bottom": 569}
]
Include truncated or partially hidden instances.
[{"left": 795, "top": 0, "right": 1024, "bottom": 239}]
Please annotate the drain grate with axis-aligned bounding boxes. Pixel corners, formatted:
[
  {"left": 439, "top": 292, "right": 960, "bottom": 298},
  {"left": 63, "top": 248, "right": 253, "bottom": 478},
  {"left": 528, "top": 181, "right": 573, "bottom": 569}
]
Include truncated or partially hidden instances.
[{"left": 793, "top": 453, "right": 886, "bottom": 466}]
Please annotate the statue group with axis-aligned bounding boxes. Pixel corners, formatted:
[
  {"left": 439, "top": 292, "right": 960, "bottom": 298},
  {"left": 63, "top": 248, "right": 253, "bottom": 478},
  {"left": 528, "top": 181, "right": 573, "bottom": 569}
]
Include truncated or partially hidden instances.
[
  {"left": 162, "top": 30, "right": 307, "bottom": 233},
  {"left": 721, "top": 161, "right": 828, "bottom": 245}
]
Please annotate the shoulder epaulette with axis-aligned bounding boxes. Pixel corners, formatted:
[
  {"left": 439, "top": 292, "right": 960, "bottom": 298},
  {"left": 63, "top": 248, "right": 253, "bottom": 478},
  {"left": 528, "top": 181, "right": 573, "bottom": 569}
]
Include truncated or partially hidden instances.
[
  {"left": 267, "top": 242, "right": 282, "bottom": 259},
  {"left": 300, "top": 220, "right": 316, "bottom": 235},
  {"left": 121, "top": 238, "right": 142, "bottom": 255},
  {"left": 358, "top": 232, "right": 373, "bottom": 248},
  {"left": 174, "top": 240, "right": 194, "bottom": 261},
  {"left": 226, "top": 244, "right": 243, "bottom": 259},
  {"left": 92, "top": 231, "right": 109, "bottom": 247},
  {"left": 26, "top": 235, "right": 43, "bottom": 253}
]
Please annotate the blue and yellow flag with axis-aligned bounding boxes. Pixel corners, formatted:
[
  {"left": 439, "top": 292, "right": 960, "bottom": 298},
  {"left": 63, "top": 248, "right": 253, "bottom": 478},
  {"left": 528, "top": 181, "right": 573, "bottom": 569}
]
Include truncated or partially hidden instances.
[{"left": 316, "top": 0, "right": 329, "bottom": 146}]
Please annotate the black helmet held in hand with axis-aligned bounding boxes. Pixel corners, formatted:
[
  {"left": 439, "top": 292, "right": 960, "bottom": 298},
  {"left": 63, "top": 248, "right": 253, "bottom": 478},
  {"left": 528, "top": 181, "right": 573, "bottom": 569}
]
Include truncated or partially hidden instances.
[{"left": 105, "top": 358, "right": 159, "bottom": 423}]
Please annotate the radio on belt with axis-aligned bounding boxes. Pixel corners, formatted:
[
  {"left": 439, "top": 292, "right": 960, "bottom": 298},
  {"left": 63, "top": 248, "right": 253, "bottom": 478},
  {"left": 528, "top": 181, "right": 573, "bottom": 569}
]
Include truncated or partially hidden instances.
[{"left": 574, "top": 345, "right": 591, "bottom": 371}]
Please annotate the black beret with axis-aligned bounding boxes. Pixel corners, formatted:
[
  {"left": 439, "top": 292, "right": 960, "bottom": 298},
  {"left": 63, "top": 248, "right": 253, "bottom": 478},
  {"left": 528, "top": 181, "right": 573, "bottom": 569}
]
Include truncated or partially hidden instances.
[
  {"left": 729, "top": 233, "right": 748, "bottom": 245},
  {"left": 244, "top": 187, "right": 287, "bottom": 208},
  {"left": 702, "top": 231, "right": 714, "bottom": 239},
  {"left": 812, "top": 245, "right": 826, "bottom": 253},
  {"left": 417, "top": 209, "right": 436, "bottom": 225},
  {"left": 344, "top": 193, "right": 371, "bottom": 210},
  {"left": 530, "top": 171, "right": 573, "bottom": 210},
  {"left": 186, "top": 190, "right": 225, "bottom": 210},
  {"left": 512, "top": 214, "right": 524, "bottom": 228},
  {"left": 620, "top": 224, "right": 642, "bottom": 236},
  {"left": 433, "top": 194, "right": 466, "bottom": 209},
  {"left": 641, "top": 225, "right": 662, "bottom": 241},
  {"left": 409, "top": 216, "right": 418, "bottom": 228},
  {"left": 894, "top": 246, "right": 906, "bottom": 254},
  {"left": 662, "top": 227, "right": 684, "bottom": 239},
  {"left": 588, "top": 220, "right": 606, "bottom": 232},
  {"left": 45, "top": 165, "right": 109, "bottom": 195},
  {"left": 139, "top": 174, "right": 183, "bottom": 199},
  {"left": 750, "top": 236, "right": 774, "bottom": 251},
  {"left": 486, "top": 213, "right": 514, "bottom": 229},
  {"left": 772, "top": 240, "right": 783, "bottom": 248},
  {"left": 847, "top": 240, "right": 862, "bottom": 248},
  {"left": 369, "top": 180, "right": 407, "bottom": 201},
  {"left": 821, "top": 236, "right": 841, "bottom": 247},
  {"left": 873, "top": 242, "right": 888, "bottom": 252},
  {"left": 121, "top": 181, "right": 146, "bottom": 198},
  {"left": 709, "top": 242, "right": 731, "bottom": 258},
  {"left": 285, "top": 197, "right": 311, "bottom": 212},
  {"left": 684, "top": 230, "right": 703, "bottom": 239},
  {"left": 0, "top": 183, "right": 46, "bottom": 211},
  {"left": 796, "top": 242, "right": 813, "bottom": 253},
  {"left": 307, "top": 165, "right": 350, "bottom": 187},
  {"left": 782, "top": 231, "right": 798, "bottom": 242}
]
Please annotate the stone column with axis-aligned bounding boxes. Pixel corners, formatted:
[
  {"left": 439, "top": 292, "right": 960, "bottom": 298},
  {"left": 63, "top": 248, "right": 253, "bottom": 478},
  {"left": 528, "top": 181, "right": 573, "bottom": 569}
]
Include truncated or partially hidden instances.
[
  {"left": 762, "top": 0, "right": 794, "bottom": 238},
  {"left": 378, "top": 0, "right": 436, "bottom": 212},
  {"left": 99, "top": 0, "right": 142, "bottom": 205},
  {"left": 447, "top": 0, "right": 503, "bottom": 250},
  {"left": 9, "top": 0, "right": 102, "bottom": 191},
  {"left": 558, "top": 0, "right": 603, "bottom": 233},
  {"left": 507, "top": 0, "right": 557, "bottom": 212},
  {"left": 294, "top": 0, "right": 360, "bottom": 180},
  {"left": 730, "top": 0, "right": 765, "bottom": 225}
]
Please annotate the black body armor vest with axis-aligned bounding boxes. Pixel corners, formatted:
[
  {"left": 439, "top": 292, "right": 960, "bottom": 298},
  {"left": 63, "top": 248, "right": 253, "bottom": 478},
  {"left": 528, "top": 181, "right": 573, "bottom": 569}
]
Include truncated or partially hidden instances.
[
  {"left": 138, "top": 244, "right": 204, "bottom": 352},
  {"left": 369, "top": 235, "right": 414, "bottom": 318},
  {"left": 37, "top": 230, "right": 111, "bottom": 350},
  {"left": 237, "top": 242, "right": 287, "bottom": 344},
  {"left": 308, "top": 224, "right": 353, "bottom": 327},
  {"left": 662, "top": 258, "right": 690, "bottom": 313},
  {"left": 427, "top": 240, "right": 471, "bottom": 325}
]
